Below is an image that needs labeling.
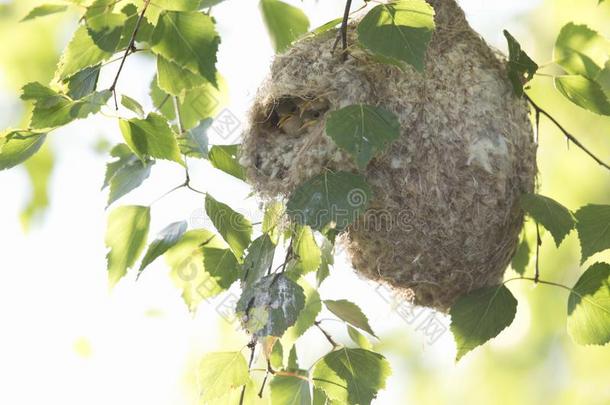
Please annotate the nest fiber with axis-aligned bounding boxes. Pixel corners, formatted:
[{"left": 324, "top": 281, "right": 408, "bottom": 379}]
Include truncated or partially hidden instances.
[{"left": 240, "top": 0, "right": 537, "bottom": 311}]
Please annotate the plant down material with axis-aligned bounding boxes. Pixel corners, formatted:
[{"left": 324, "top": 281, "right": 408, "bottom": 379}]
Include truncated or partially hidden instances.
[{"left": 240, "top": 0, "right": 537, "bottom": 311}]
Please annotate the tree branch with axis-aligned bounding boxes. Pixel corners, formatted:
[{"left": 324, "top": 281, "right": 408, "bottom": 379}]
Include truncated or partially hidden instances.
[
  {"left": 525, "top": 94, "right": 610, "bottom": 172},
  {"left": 109, "top": 0, "right": 152, "bottom": 109},
  {"left": 340, "top": 0, "right": 353, "bottom": 56}
]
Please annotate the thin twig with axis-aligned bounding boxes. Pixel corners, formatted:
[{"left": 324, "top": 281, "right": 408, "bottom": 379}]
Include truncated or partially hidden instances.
[
  {"left": 239, "top": 339, "right": 257, "bottom": 405},
  {"left": 257, "top": 361, "right": 272, "bottom": 399},
  {"left": 338, "top": 0, "right": 353, "bottom": 61},
  {"left": 251, "top": 368, "right": 310, "bottom": 382},
  {"left": 535, "top": 222, "right": 541, "bottom": 283},
  {"left": 280, "top": 239, "right": 294, "bottom": 273},
  {"left": 314, "top": 321, "right": 339, "bottom": 348},
  {"left": 525, "top": 94, "right": 610, "bottom": 172},
  {"left": 109, "top": 0, "right": 152, "bottom": 109},
  {"left": 504, "top": 276, "right": 573, "bottom": 293}
]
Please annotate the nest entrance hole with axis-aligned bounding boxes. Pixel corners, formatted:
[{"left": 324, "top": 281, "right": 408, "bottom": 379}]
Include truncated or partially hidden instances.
[
  {"left": 260, "top": 95, "right": 331, "bottom": 134},
  {"left": 253, "top": 95, "right": 332, "bottom": 181}
]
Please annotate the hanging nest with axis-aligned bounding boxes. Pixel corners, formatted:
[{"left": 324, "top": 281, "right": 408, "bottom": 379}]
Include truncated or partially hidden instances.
[{"left": 240, "top": 0, "right": 537, "bottom": 312}]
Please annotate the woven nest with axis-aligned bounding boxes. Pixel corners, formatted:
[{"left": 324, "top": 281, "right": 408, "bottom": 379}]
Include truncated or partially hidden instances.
[{"left": 240, "top": 0, "right": 537, "bottom": 312}]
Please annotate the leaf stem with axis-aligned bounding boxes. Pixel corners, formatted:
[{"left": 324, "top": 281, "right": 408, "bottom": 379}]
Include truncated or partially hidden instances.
[
  {"left": 149, "top": 182, "right": 187, "bottom": 206},
  {"left": 251, "top": 368, "right": 310, "bottom": 382},
  {"left": 314, "top": 321, "right": 340, "bottom": 348},
  {"left": 525, "top": 93, "right": 610, "bottom": 172},
  {"left": 108, "top": 0, "right": 152, "bottom": 109},
  {"left": 504, "top": 276, "right": 573, "bottom": 293}
]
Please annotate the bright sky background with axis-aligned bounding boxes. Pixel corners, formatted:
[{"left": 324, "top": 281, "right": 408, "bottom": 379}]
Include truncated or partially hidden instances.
[{"left": 0, "top": 1, "right": 541, "bottom": 404}]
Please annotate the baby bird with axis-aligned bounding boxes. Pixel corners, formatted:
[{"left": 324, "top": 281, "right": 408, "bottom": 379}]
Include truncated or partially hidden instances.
[{"left": 270, "top": 96, "right": 331, "bottom": 136}]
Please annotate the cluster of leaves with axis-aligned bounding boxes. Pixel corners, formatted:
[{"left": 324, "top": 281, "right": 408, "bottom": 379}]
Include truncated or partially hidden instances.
[
  {"left": 506, "top": 20, "right": 610, "bottom": 114},
  {"left": 2, "top": 0, "right": 435, "bottom": 403},
  {"left": 3, "top": 0, "right": 610, "bottom": 403}
]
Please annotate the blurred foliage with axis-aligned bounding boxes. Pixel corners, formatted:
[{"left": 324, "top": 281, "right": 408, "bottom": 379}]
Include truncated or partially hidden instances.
[{"left": 0, "top": 0, "right": 67, "bottom": 230}]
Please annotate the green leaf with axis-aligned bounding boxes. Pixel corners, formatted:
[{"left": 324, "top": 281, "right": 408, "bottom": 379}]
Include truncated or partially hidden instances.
[
  {"left": 121, "top": 95, "right": 145, "bottom": 117},
  {"left": 165, "top": 229, "right": 228, "bottom": 311},
  {"left": 156, "top": 55, "right": 207, "bottom": 96},
  {"left": 283, "top": 279, "right": 321, "bottom": 344},
  {"left": 270, "top": 373, "right": 311, "bottom": 405},
  {"left": 269, "top": 339, "right": 284, "bottom": 370},
  {"left": 263, "top": 201, "right": 285, "bottom": 244},
  {"left": 65, "top": 65, "right": 101, "bottom": 99},
  {"left": 22, "top": 82, "right": 111, "bottom": 129},
  {"left": 309, "top": 18, "right": 343, "bottom": 37},
  {"left": 56, "top": 25, "right": 113, "bottom": 80},
  {"left": 449, "top": 285, "right": 518, "bottom": 361},
  {"left": 105, "top": 205, "right": 150, "bottom": 286},
  {"left": 118, "top": 113, "right": 185, "bottom": 165},
  {"left": 236, "top": 274, "right": 305, "bottom": 337},
  {"left": 150, "top": 76, "right": 227, "bottom": 130},
  {"left": 117, "top": 3, "right": 153, "bottom": 49},
  {"left": 347, "top": 325, "right": 373, "bottom": 350},
  {"left": 176, "top": 77, "right": 228, "bottom": 129},
  {"left": 199, "top": 352, "right": 251, "bottom": 402},
  {"left": 103, "top": 144, "right": 154, "bottom": 207},
  {"left": 288, "top": 345, "right": 299, "bottom": 370},
  {"left": 260, "top": 0, "right": 310, "bottom": 53},
  {"left": 325, "top": 104, "right": 401, "bottom": 169},
  {"left": 511, "top": 237, "right": 531, "bottom": 276},
  {"left": 151, "top": 10, "right": 220, "bottom": 85},
  {"left": 554, "top": 75, "right": 610, "bottom": 115},
  {"left": 138, "top": 221, "right": 188, "bottom": 275},
  {"left": 316, "top": 238, "right": 334, "bottom": 286},
  {"left": 125, "top": 0, "right": 201, "bottom": 24},
  {"left": 596, "top": 61, "right": 610, "bottom": 100},
  {"left": 208, "top": 144, "right": 247, "bottom": 181},
  {"left": 520, "top": 193, "right": 575, "bottom": 247},
  {"left": 313, "top": 387, "right": 329, "bottom": 405},
  {"left": 357, "top": 0, "right": 436, "bottom": 72},
  {"left": 312, "top": 348, "right": 391, "bottom": 405},
  {"left": 554, "top": 23, "right": 610, "bottom": 79},
  {"left": 242, "top": 234, "right": 276, "bottom": 287},
  {"left": 178, "top": 119, "right": 210, "bottom": 159},
  {"left": 575, "top": 204, "right": 610, "bottom": 263},
  {"left": 200, "top": 0, "right": 226, "bottom": 7},
  {"left": 567, "top": 262, "right": 610, "bottom": 345},
  {"left": 503, "top": 30, "right": 539, "bottom": 97},
  {"left": 203, "top": 247, "right": 241, "bottom": 289},
  {"left": 85, "top": 10, "right": 127, "bottom": 53},
  {"left": 151, "top": 73, "right": 228, "bottom": 130},
  {"left": 0, "top": 130, "right": 47, "bottom": 170},
  {"left": 286, "top": 171, "right": 372, "bottom": 232},
  {"left": 21, "top": 4, "right": 68, "bottom": 22},
  {"left": 205, "top": 194, "right": 253, "bottom": 259},
  {"left": 324, "top": 299, "right": 377, "bottom": 338},
  {"left": 289, "top": 225, "right": 321, "bottom": 276}
]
